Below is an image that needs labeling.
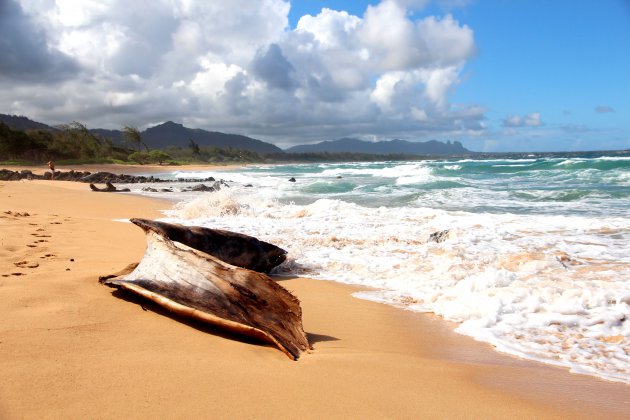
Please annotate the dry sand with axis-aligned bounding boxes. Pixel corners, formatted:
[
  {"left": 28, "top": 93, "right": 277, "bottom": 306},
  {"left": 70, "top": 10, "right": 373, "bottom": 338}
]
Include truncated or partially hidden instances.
[
  {"left": 7, "top": 162, "right": 242, "bottom": 175},
  {"left": 1, "top": 173, "right": 629, "bottom": 419}
]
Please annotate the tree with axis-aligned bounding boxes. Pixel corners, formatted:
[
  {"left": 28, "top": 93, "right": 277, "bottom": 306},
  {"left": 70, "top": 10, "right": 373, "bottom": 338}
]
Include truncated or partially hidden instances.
[
  {"left": 53, "top": 121, "right": 104, "bottom": 160},
  {"left": 149, "top": 149, "right": 171, "bottom": 165},
  {"left": 129, "top": 151, "right": 150, "bottom": 164},
  {"left": 188, "top": 138, "right": 200, "bottom": 155},
  {"left": 123, "top": 125, "right": 149, "bottom": 151},
  {"left": 0, "top": 122, "right": 30, "bottom": 159}
]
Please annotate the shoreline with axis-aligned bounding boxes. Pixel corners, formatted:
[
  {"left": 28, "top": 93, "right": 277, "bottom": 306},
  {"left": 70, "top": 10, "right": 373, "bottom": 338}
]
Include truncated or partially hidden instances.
[
  {"left": 1, "top": 177, "right": 629, "bottom": 418},
  {"left": 1, "top": 162, "right": 241, "bottom": 176}
]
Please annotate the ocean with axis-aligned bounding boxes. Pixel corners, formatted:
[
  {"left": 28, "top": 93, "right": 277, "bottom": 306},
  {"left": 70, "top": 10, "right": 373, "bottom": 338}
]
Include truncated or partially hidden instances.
[{"left": 123, "top": 155, "right": 630, "bottom": 384}]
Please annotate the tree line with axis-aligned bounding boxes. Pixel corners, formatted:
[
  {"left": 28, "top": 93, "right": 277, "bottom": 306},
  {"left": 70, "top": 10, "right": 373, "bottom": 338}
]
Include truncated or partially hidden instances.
[
  {"left": 0, "top": 122, "right": 260, "bottom": 165},
  {"left": 1, "top": 121, "right": 460, "bottom": 165}
]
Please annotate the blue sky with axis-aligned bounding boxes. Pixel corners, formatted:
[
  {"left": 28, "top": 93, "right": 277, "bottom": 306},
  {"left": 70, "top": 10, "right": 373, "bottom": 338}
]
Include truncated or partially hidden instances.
[
  {"left": 1, "top": 0, "right": 629, "bottom": 152},
  {"left": 289, "top": 0, "right": 630, "bottom": 151}
]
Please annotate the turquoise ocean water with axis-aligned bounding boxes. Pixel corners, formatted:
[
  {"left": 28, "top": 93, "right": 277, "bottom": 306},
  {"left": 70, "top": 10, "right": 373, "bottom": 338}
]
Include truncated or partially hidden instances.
[{"left": 125, "top": 155, "right": 630, "bottom": 383}]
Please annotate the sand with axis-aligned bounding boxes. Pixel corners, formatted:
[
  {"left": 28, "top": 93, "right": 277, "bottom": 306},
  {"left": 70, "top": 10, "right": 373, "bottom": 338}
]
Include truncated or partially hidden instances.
[
  {"left": 7, "top": 162, "right": 243, "bottom": 175},
  {"left": 1, "top": 171, "right": 629, "bottom": 419}
]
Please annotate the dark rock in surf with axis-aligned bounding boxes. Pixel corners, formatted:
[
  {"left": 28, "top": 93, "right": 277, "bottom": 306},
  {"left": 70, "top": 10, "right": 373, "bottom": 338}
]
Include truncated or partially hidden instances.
[
  {"left": 182, "top": 184, "right": 215, "bottom": 192},
  {"left": 89, "top": 182, "right": 130, "bottom": 192},
  {"left": 428, "top": 230, "right": 450, "bottom": 243}
]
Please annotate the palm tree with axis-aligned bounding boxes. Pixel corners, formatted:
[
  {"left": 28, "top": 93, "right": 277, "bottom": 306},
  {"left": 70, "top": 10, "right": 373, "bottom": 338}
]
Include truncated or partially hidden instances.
[{"left": 123, "top": 125, "right": 149, "bottom": 151}]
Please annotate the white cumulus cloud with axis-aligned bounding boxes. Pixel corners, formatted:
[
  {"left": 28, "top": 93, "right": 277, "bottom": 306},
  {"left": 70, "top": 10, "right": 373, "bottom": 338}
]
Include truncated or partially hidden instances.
[
  {"left": 1, "top": 0, "right": 483, "bottom": 146},
  {"left": 502, "top": 112, "right": 544, "bottom": 128}
]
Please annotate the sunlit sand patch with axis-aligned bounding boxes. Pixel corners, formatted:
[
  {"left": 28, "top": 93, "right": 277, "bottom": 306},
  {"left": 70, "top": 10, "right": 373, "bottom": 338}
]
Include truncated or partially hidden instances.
[
  {"left": 495, "top": 251, "right": 547, "bottom": 272},
  {"left": 601, "top": 335, "right": 624, "bottom": 344}
]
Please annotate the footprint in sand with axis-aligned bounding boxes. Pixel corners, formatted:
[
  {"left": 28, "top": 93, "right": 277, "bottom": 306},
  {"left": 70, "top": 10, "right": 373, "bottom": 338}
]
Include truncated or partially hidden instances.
[
  {"left": 31, "top": 234, "right": 51, "bottom": 238},
  {"left": 14, "top": 261, "right": 39, "bottom": 269},
  {"left": 4, "top": 211, "right": 32, "bottom": 217},
  {"left": 40, "top": 253, "right": 56, "bottom": 259},
  {"left": 26, "top": 244, "right": 37, "bottom": 248}
]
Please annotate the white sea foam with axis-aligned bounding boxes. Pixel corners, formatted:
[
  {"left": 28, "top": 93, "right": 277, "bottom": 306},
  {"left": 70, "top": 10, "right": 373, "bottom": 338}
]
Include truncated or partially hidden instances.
[
  {"left": 321, "top": 162, "right": 431, "bottom": 178},
  {"left": 159, "top": 185, "right": 630, "bottom": 383},
  {"left": 395, "top": 167, "right": 434, "bottom": 185},
  {"left": 596, "top": 156, "right": 630, "bottom": 161},
  {"left": 443, "top": 165, "right": 462, "bottom": 170},
  {"left": 129, "top": 159, "right": 629, "bottom": 384}
]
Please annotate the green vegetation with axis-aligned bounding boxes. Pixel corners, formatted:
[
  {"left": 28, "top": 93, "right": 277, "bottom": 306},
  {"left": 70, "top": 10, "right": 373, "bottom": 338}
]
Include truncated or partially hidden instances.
[
  {"left": 0, "top": 121, "right": 270, "bottom": 165},
  {"left": 123, "top": 125, "right": 149, "bottom": 151},
  {"left": 0, "top": 122, "right": 160, "bottom": 165},
  {"left": 1, "top": 120, "right": 477, "bottom": 167}
]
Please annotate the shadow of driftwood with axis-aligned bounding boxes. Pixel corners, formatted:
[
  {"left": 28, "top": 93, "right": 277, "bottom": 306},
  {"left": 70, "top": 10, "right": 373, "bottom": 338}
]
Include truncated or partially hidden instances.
[{"left": 307, "top": 332, "right": 340, "bottom": 344}]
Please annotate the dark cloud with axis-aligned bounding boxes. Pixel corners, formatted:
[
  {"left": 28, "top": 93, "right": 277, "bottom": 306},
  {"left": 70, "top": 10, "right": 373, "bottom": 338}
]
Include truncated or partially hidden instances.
[
  {"left": 306, "top": 75, "right": 347, "bottom": 103},
  {"left": 252, "top": 43, "right": 296, "bottom": 90},
  {"left": 595, "top": 105, "right": 615, "bottom": 114},
  {"left": 0, "top": 0, "right": 79, "bottom": 82}
]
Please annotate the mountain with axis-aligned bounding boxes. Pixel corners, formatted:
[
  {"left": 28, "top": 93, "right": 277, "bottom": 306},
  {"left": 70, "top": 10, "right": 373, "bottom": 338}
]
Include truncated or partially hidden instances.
[
  {"left": 140, "top": 121, "right": 282, "bottom": 153},
  {"left": 0, "top": 114, "right": 282, "bottom": 154},
  {"left": 1, "top": 114, "right": 468, "bottom": 156},
  {"left": 0, "top": 114, "right": 57, "bottom": 131},
  {"left": 285, "top": 137, "right": 470, "bottom": 155},
  {"left": 90, "top": 128, "right": 124, "bottom": 144},
  {"left": 93, "top": 122, "right": 282, "bottom": 154}
]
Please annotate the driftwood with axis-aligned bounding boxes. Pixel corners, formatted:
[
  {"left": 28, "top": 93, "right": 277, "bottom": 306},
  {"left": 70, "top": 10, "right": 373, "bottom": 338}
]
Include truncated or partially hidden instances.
[
  {"left": 90, "top": 182, "right": 130, "bottom": 192},
  {"left": 129, "top": 218, "right": 286, "bottom": 273},
  {"left": 100, "top": 219, "right": 309, "bottom": 360}
]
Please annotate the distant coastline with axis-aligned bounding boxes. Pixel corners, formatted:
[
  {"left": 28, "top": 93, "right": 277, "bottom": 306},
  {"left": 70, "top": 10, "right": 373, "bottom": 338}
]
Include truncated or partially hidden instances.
[{"left": 2, "top": 113, "right": 629, "bottom": 167}]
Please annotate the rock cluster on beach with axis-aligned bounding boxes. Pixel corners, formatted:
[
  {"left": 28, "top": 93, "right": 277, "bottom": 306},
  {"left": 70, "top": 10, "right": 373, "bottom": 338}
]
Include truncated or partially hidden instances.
[{"left": 0, "top": 169, "right": 217, "bottom": 184}]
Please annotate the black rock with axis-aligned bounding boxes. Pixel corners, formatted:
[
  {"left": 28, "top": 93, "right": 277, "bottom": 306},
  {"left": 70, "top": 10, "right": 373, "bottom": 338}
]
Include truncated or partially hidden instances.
[
  {"left": 182, "top": 184, "right": 215, "bottom": 192},
  {"left": 428, "top": 230, "right": 450, "bottom": 243}
]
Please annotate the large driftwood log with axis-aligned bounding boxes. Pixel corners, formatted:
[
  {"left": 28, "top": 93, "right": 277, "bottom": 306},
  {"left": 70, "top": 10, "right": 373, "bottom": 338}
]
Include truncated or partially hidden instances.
[
  {"left": 89, "top": 182, "right": 130, "bottom": 192},
  {"left": 129, "top": 218, "right": 286, "bottom": 273},
  {"left": 100, "top": 221, "right": 309, "bottom": 360}
]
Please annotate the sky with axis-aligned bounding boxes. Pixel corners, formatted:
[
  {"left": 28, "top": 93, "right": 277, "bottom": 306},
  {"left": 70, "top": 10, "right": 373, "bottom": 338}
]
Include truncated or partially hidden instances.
[{"left": 0, "top": 0, "right": 629, "bottom": 152}]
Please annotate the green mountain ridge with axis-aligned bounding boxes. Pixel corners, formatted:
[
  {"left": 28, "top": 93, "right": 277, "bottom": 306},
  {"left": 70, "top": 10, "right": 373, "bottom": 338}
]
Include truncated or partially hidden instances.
[{"left": 1, "top": 114, "right": 471, "bottom": 156}]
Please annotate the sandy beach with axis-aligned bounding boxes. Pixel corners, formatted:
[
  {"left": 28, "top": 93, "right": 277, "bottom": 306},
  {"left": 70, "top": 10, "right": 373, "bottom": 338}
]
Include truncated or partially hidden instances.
[{"left": 1, "top": 167, "right": 629, "bottom": 419}]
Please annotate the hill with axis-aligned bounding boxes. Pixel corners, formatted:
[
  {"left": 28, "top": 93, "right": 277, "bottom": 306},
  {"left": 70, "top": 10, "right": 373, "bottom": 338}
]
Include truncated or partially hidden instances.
[
  {"left": 140, "top": 121, "right": 282, "bottom": 153},
  {"left": 0, "top": 114, "right": 57, "bottom": 131},
  {"left": 285, "top": 137, "right": 469, "bottom": 155},
  {"left": 0, "top": 114, "right": 282, "bottom": 154}
]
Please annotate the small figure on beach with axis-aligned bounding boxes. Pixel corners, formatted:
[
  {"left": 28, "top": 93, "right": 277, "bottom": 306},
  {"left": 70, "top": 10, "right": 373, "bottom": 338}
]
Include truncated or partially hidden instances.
[{"left": 47, "top": 161, "right": 55, "bottom": 180}]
